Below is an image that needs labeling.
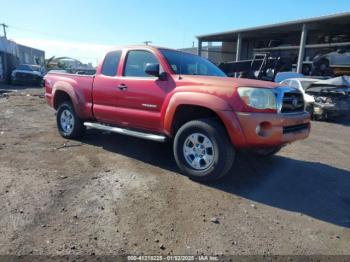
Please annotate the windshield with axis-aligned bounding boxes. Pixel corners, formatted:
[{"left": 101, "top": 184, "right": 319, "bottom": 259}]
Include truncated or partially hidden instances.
[{"left": 160, "top": 49, "right": 226, "bottom": 77}]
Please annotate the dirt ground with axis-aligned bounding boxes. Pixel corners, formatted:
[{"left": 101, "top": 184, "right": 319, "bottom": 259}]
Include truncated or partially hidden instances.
[{"left": 0, "top": 84, "right": 349, "bottom": 256}]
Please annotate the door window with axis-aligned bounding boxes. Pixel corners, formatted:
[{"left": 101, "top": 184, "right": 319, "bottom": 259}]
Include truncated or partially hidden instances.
[{"left": 124, "top": 50, "right": 158, "bottom": 77}]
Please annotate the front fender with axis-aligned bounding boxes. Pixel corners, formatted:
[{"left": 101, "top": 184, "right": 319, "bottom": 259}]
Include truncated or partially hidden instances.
[{"left": 162, "top": 92, "right": 246, "bottom": 147}]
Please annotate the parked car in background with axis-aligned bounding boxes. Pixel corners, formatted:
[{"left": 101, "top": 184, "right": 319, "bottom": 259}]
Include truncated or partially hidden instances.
[
  {"left": 44, "top": 45, "right": 310, "bottom": 181},
  {"left": 280, "top": 78, "right": 317, "bottom": 112},
  {"left": 11, "top": 64, "right": 45, "bottom": 86},
  {"left": 312, "top": 48, "right": 350, "bottom": 76},
  {"left": 281, "top": 76, "right": 350, "bottom": 120}
]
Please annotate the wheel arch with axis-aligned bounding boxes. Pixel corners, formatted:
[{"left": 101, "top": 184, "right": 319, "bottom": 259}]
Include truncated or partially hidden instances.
[
  {"left": 52, "top": 83, "right": 83, "bottom": 117},
  {"left": 170, "top": 104, "right": 227, "bottom": 136},
  {"left": 53, "top": 90, "right": 72, "bottom": 110},
  {"left": 162, "top": 92, "right": 246, "bottom": 147}
]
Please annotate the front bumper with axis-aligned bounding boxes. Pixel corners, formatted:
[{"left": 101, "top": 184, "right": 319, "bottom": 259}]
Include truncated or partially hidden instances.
[{"left": 235, "top": 111, "right": 310, "bottom": 147}]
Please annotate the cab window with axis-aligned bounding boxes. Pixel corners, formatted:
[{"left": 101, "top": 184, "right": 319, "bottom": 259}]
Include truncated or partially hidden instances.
[{"left": 101, "top": 51, "right": 122, "bottom": 76}]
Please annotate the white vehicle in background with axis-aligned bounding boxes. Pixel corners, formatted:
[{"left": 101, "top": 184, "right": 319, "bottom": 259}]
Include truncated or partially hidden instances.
[
  {"left": 279, "top": 78, "right": 317, "bottom": 104},
  {"left": 279, "top": 74, "right": 350, "bottom": 120}
]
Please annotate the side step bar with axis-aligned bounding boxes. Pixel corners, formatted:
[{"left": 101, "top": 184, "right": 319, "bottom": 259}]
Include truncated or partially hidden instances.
[{"left": 84, "top": 122, "right": 167, "bottom": 142}]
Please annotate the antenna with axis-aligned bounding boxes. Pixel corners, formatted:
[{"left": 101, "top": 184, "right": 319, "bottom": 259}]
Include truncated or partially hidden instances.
[
  {"left": 0, "top": 23, "right": 8, "bottom": 38},
  {"left": 143, "top": 41, "right": 152, "bottom": 46}
]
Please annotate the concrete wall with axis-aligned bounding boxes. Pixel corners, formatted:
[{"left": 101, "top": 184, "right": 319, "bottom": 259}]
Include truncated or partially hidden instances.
[
  {"left": 17, "top": 44, "right": 45, "bottom": 66},
  {"left": 0, "top": 51, "right": 19, "bottom": 83}
]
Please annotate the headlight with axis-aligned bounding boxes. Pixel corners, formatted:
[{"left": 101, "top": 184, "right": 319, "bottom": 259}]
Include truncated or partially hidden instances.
[{"left": 237, "top": 87, "right": 277, "bottom": 110}]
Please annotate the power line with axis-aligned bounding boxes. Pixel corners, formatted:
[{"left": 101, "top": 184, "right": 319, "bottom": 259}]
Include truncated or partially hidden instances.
[
  {"left": 8, "top": 24, "right": 83, "bottom": 42},
  {"left": 6, "top": 24, "right": 196, "bottom": 48}
]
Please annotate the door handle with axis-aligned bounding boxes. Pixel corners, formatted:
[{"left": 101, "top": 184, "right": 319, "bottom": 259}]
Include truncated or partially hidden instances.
[{"left": 117, "top": 84, "right": 127, "bottom": 91}]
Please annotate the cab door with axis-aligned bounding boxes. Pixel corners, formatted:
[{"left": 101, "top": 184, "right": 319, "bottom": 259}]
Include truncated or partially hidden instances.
[
  {"left": 114, "top": 49, "right": 173, "bottom": 132},
  {"left": 92, "top": 50, "right": 125, "bottom": 124}
]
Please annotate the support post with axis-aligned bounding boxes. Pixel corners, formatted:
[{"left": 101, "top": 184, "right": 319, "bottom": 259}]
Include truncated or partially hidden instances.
[
  {"left": 0, "top": 23, "right": 8, "bottom": 38},
  {"left": 197, "top": 40, "right": 202, "bottom": 57},
  {"left": 297, "top": 24, "right": 307, "bottom": 74},
  {"left": 235, "top": 33, "right": 242, "bottom": 62},
  {"left": 235, "top": 33, "right": 242, "bottom": 77}
]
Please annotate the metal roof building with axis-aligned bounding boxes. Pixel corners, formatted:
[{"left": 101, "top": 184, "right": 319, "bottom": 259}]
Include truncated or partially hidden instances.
[{"left": 196, "top": 12, "right": 350, "bottom": 73}]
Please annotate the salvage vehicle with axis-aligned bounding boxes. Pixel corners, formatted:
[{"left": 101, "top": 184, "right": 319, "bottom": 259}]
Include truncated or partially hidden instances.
[
  {"left": 44, "top": 46, "right": 310, "bottom": 181},
  {"left": 312, "top": 47, "right": 350, "bottom": 76},
  {"left": 11, "top": 64, "right": 44, "bottom": 86},
  {"left": 281, "top": 76, "right": 350, "bottom": 120},
  {"left": 279, "top": 78, "right": 317, "bottom": 114},
  {"left": 219, "top": 53, "right": 292, "bottom": 81}
]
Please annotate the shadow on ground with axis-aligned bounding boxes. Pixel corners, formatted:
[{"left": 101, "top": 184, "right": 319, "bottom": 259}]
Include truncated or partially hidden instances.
[
  {"left": 325, "top": 116, "right": 350, "bottom": 127},
  {"left": 82, "top": 130, "right": 350, "bottom": 228},
  {"left": 210, "top": 154, "right": 350, "bottom": 228}
]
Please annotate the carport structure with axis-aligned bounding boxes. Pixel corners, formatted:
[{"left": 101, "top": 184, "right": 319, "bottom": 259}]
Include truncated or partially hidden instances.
[{"left": 197, "top": 12, "right": 350, "bottom": 73}]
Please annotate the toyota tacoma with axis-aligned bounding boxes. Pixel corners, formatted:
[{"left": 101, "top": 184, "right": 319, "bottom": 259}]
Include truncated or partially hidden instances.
[{"left": 44, "top": 46, "right": 310, "bottom": 181}]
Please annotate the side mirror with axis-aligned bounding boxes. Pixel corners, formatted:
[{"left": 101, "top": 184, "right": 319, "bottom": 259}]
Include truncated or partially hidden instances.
[
  {"left": 145, "top": 63, "right": 160, "bottom": 77},
  {"left": 337, "top": 49, "right": 346, "bottom": 54}
]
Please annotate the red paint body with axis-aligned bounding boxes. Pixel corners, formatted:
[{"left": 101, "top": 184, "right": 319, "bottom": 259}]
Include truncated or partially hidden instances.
[{"left": 45, "top": 46, "right": 310, "bottom": 148}]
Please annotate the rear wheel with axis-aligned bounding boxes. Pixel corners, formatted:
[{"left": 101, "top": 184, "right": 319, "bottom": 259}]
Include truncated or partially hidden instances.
[
  {"left": 56, "top": 102, "right": 85, "bottom": 139},
  {"left": 173, "top": 119, "right": 235, "bottom": 181}
]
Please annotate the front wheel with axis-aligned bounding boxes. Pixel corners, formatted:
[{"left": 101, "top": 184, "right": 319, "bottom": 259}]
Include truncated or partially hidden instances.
[
  {"left": 56, "top": 102, "right": 86, "bottom": 139},
  {"left": 173, "top": 119, "right": 235, "bottom": 182}
]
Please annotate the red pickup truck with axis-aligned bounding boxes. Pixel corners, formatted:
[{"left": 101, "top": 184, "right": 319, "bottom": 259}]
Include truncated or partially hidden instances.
[{"left": 44, "top": 45, "right": 310, "bottom": 181}]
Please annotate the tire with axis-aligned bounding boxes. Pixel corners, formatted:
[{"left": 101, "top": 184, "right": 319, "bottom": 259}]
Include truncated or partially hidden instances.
[
  {"left": 306, "top": 104, "right": 314, "bottom": 120},
  {"left": 10, "top": 78, "right": 17, "bottom": 86},
  {"left": 56, "top": 102, "right": 86, "bottom": 139},
  {"left": 319, "top": 58, "right": 329, "bottom": 72},
  {"left": 302, "top": 64, "right": 311, "bottom": 76},
  {"left": 173, "top": 119, "right": 235, "bottom": 182},
  {"left": 251, "top": 146, "right": 282, "bottom": 157}
]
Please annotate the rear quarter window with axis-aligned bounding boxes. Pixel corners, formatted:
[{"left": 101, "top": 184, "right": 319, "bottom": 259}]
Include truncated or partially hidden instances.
[{"left": 101, "top": 51, "right": 122, "bottom": 76}]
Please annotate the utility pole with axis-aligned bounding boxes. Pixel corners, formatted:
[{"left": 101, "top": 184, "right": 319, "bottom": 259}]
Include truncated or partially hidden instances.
[
  {"left": 0, "top": 23, "right": 8, "bottom": 38},
  {"left": 143, "top": 41, "right": 152, "bottom": 46}
]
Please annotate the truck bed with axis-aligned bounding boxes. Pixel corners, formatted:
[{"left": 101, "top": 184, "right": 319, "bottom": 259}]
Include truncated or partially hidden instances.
[{"left": 44, "top": 72, "right": 95, "bottom": 119}]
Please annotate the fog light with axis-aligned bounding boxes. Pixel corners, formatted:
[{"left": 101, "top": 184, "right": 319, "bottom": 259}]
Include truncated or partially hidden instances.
[{"left": 256, "top": 122, "right": 272, "bottom": 137}]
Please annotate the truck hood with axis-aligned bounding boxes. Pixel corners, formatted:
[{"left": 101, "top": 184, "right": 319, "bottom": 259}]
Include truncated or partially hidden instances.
[
  {"left": 175, "top": 75, "right": 279, "bottom": 89},
  {"left": 174, "top": 75, "right": 279, "bottom": 97}
]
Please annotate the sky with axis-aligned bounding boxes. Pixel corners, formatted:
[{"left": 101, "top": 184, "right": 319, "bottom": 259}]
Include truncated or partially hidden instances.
[{"left": 1, "top": 0, "right": 350, "bottom": 65}]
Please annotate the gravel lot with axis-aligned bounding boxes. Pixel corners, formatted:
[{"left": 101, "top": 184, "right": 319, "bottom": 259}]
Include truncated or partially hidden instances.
[{"left": 0, "top": 85, "right": 349, "bottom": 256}]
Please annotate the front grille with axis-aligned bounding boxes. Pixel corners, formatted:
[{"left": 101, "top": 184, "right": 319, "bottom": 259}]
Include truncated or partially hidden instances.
[
  {"left": 16, "top": 73, "right": 37, "bottom": 81},
  {"left": 283, "top": 123, "right": 309, "bottom": 134},
  {"left": 281, "top": 91, "right": 304, "bottom": 113}
]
